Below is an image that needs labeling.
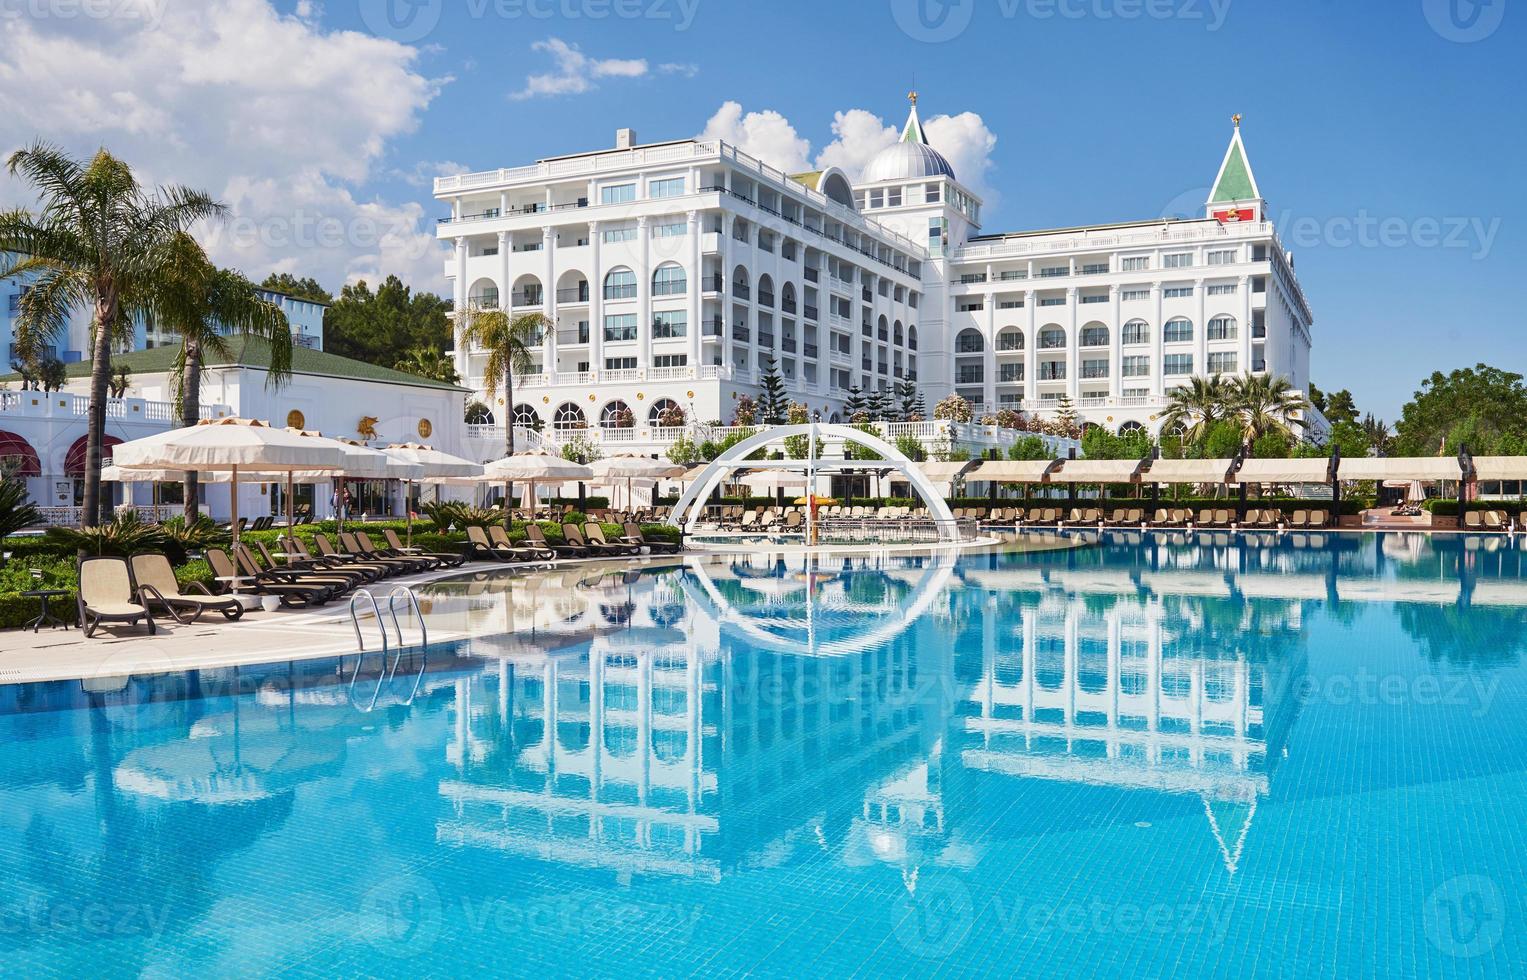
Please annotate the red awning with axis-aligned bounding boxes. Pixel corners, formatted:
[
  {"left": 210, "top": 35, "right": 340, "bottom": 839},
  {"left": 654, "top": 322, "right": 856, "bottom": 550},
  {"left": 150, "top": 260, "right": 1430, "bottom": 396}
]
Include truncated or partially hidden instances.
[
  {"left": 65, "top": 434, "right": 123, "bottom": 475},
  {"left": 0, "top": 430, "right": 41, "bottom": 477}
]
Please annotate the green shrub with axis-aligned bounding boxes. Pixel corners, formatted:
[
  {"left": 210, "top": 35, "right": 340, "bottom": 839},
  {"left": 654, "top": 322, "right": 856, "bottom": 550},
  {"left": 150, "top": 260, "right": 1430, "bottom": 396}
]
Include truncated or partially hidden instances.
[
  {"left": 44, "top": 512, "right": 166, "bottom": 557},
  {"left": 0, "top": 478, "right": 42, "bottom": 539}
]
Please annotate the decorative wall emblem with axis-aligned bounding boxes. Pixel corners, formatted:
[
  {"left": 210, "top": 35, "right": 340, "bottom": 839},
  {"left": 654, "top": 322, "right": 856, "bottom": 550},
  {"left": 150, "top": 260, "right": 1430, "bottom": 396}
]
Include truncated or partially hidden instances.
[
  {"left": 636, "top": 392, "right": 645, "bottom": 401},
  {"left": 286, "top": 409, "right": 306, "bottom": 429},
  {"left": 357, "top": 416, "right": 379, "bottom": 441},
  {"left": 417, "top": 418, "right": 433, "bottom": 439}
]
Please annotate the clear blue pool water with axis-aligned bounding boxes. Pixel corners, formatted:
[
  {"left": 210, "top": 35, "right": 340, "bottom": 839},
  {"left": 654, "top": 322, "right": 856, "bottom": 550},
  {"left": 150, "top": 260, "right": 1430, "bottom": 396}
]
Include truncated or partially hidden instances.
[{"left": 1, "top": 531, "right": 1524, "bottom": 977}]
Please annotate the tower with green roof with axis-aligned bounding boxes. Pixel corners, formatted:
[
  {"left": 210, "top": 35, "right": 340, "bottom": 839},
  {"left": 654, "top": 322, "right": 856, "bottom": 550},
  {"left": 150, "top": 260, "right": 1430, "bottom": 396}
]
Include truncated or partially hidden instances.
[{"left": 1206, "top": 114, "right": 1264, "bottom": 221}]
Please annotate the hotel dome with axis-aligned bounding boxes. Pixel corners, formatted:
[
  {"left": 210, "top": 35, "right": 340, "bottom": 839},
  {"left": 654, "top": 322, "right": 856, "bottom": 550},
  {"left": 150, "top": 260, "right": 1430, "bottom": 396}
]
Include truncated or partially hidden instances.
[{"left": 862, "top": 94, "right": 956, "bottom": 183}]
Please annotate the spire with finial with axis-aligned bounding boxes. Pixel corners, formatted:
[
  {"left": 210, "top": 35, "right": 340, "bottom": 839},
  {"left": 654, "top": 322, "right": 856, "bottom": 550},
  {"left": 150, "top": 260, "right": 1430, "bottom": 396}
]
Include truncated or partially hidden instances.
[
  {"left": 901, "top": 91, "right": 927, "bottom": 144},
  {"left": 1233, "top": 113, "right": 1242, "bottom": 128},
  {"left": 1207, "top": 114, "right": 1263, "bottom": 211}
]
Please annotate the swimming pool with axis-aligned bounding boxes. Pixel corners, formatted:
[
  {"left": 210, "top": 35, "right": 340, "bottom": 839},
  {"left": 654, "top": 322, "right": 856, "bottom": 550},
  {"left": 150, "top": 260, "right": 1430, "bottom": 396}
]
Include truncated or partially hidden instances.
[{"left": 1, "top": 531, "right": 1522, "bottom": 976}]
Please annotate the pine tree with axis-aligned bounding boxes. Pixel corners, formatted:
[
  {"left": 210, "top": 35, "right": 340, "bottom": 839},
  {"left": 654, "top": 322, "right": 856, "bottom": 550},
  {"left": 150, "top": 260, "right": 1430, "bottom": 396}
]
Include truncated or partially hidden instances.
[
  {"left": 896, "top": 380, "right": 919, "bottom": 420},
  {"left": 843, "top": 384, "right": 867, "bottom": 420},
  {"left": 758, "top": 356, "right": 789, "bottom": 424},
  {"left": 868, "top": 386, "right": 895, "bottom": 421},
  {"left": 1055, "top": 394, "right": 1080, "bottom": 436}
]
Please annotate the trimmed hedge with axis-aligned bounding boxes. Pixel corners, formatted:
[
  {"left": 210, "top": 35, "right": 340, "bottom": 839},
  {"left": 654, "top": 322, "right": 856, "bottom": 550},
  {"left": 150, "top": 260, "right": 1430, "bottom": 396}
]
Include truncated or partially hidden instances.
[{"left": 1422, "top": 498, "right": 1527, "bottom": 517}]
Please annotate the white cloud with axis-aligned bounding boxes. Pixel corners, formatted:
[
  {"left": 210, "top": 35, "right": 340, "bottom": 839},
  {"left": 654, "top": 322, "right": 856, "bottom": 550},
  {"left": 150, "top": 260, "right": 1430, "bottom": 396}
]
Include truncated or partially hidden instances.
[
  {"left": 0, "top": 0, "right": 449, "bottom": 292},
  {"left": 815, "top": 109, "right": 898, "bottom": 179},
  {"left": 510, "top": 38, "right": 649, "bottom": 101},
  {"left": 699, "top": 102, "right": 812, "bottom": 175},
  {"left": 658, "top": 62, "right": 700, "bottom": 79},
  {"left": 698, "top": 101, "right": 999, "bottom": 207},
  {"left": 389, "top": 160, "right": 471, "bottom": 189}
]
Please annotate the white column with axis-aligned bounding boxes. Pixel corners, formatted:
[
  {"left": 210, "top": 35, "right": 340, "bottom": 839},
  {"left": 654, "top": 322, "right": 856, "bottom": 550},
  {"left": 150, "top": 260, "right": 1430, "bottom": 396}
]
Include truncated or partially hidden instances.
[
  {"left": 1151, "top": 283, "right": 1165, "bottom": 398},
  {"left": 984, "top": 287, "right": 997, "bottom": 413},
  {"left": 1194, "top": 277, "right": 1207, "bottom": 377},
  {"left": 1240, "top": 274, "right": 1253, "bottom": 372},
  {"left": 1024, "top": 289, "right": 1037, "bottom": 407},
  {"left": 453, "top": 237, "right": 468, "bottom": 383},
  {"left": 637, "top": 215, "right": 651, "bottom": 372},
  {"left": 589, "top": 221, "right": 603, "bottom": 373},
  {"left": 1066, "top": 286, "right": 1079, "bottom": 400},
  {"left": 1109, "top": 285, "right": 1122, "bottom": 399},
  {"left": 688, "top": 210, "right": 702, "bottom": 370},
  {"left": 542, "top": 226, "right": 556, "bottom": 375}
]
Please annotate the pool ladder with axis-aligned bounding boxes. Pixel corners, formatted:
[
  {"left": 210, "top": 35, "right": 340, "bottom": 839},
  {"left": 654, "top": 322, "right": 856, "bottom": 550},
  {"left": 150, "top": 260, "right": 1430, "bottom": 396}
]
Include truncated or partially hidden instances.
[
  {"left": 346, "top": 587, "right": 428, "bottom": 712},
  {"left": 348, "top": 586, "right": 428, "bottom": 653}
]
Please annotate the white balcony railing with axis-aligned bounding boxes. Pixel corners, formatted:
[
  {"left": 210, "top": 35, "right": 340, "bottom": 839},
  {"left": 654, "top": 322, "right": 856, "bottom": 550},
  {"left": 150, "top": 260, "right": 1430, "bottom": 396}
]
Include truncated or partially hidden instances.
[{"left": 1, "top": 393, "right": 230, "bottom": 425}]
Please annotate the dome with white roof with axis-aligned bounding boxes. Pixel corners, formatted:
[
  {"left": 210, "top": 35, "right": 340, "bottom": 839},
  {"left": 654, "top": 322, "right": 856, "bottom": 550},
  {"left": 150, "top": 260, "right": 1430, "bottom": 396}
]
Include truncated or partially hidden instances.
[{"left": 861, "top": 94, "right": 956, "bottom": 184}]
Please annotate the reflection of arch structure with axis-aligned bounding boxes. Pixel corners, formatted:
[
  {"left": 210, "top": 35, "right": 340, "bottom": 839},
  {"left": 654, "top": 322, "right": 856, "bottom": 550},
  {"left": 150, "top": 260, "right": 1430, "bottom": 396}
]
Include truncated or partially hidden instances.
[
  {"left": 678, "top": 551, "right": 958, "bottom": 657},
  {"left": 667, "top": 423, "right": 960, "bottom": 540}
]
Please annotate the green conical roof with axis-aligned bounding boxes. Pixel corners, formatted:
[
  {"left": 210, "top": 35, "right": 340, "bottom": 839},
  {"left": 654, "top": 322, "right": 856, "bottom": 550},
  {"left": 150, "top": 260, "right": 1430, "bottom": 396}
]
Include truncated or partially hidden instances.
[{"left": 1209, "top": 125, "right": 1261, "bottom": 204}]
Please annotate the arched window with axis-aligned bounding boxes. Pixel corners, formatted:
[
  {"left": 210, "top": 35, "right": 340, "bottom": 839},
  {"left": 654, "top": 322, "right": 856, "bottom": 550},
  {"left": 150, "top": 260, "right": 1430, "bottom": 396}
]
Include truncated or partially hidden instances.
[
  {"left": 780, "top": 282, "right": 797, "bottom": 313},
  {"left": 553, "top": 403, "right": 587, "bottom": 429},
  {"left": 1164, "top": 317, "right": 1194, "bottom": 343},
  {"left": 468, "top": 277, "right": 499, "bottom": 309},
  {"left": 1208, "top": 315, "right": 1237, "bottom": 341},
  {"left": 1080, "top": 324, "right": 1109, "bottom": 348},
  {"left": 510, "top": 274, "right": 542, "bottom": 308},
  {"left": 731, "top": 265, "right": 750, "bottom": 300},
  {"left": 955, "top": 327, "right": 984, "bottom": 354},
  {"left": 603, "top": 267, "right": 636, "bottom": 300},
  {"left": 756, "top": 274, "right": 774, "bottom": 307},
  {"left": 1122, "top": 319, "right": 1150, "bottom": 345},
  {"left": 648, "top": 398, "right": 684, "bottom": 426},
  {"left": 894, "top": 320, "right": 904, "bottom": 345},
  {"left": 512, "top": 404, "right": 539, "bottom": 428},
  {"left": 1038, "top": 325, "right": 1066, "bottom": 350},
  {"left": 1119, "top": 420, "right": 1146, "bottom": 435},
  {"left": 997, "top": 328, "right": 1024, "bottom": 352},
  {"left": 600, "top": 399, "right": 634, "bottom": 428},
  {"left": 652, "top": 263, "right": 686, "bottom": 296},
  {"left": 907, "top": 326, "right": 918, "bottom": 351}
]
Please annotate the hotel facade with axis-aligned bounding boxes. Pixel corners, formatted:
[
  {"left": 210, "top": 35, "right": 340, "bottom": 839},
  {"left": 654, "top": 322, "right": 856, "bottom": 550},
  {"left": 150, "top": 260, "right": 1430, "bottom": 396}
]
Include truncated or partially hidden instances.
[{"left": 434, "top": 98, "right": 1319, "bottom": 448}]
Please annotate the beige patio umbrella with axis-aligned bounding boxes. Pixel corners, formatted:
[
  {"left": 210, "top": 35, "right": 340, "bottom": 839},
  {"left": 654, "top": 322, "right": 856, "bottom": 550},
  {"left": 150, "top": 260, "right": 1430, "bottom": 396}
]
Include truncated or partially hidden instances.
[
  {"left": 383, "top": 443, "right": 484, "bottom": 547},
  {"left": 588, "top": 454, "right": 681, "bottom": 512},
  {"left": 286, "top": 432, "right": 424, "bottom": 534},
  {"left": 111, "top": 419, "right": 345, "bottom": 551},
  {"left": 484, "top": 450, "right": 594, "bottom": 522}
]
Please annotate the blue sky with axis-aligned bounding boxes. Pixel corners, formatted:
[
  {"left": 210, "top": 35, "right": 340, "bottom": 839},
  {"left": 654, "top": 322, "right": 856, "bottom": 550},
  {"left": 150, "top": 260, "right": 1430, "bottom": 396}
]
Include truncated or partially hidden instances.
[{"left": 5, "top": 0, "right": 1518, "bottom": 418}]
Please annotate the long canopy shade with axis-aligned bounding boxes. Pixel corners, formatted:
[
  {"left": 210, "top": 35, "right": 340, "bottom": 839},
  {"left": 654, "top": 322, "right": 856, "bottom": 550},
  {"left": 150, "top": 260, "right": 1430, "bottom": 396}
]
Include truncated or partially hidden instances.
[
  {"left": 1337, "top": 457, "right": 1462, "bottom": 482},
  {"left": 965, "top": 459, "right": 1058, "bottom": 483},
  {"left": 1468, "top": 456, "right": 1527, "bottom": 481},
  {"left": 916, "top": 461, "right": 978, "bottom": 483},
  {"left": 1047, "top": 459, "right": 1144, "bottom": 483},
  {"left": 1141, "top": 459, "right": 1236, "bottom": 484},
  {"left": 587, "top": 454, "right": 678, "bottom": 481},
  {"left": 1232, "top": 458, "right": 1334, "bottom": 484}
]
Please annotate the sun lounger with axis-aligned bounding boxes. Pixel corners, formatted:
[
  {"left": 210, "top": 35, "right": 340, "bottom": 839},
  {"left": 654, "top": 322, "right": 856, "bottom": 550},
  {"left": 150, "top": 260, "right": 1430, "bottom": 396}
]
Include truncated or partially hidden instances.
[
  {"left": 584, "top": 522, "right": 641, "bottom": 555},
  {"left": 563, "top": 524, "right": 625, "bottom": 556},
  {"left": 623, "top": 522, "right": 681, "bottom": 554},
  {"left": 487, "top": 525, "right": 548, "bottom": 562},
  {"left": 1309, "top": 510, "right": 1330, "bottom": 529},
  {"left": 77, "top": 556, "right": 160, "bottom": 637},
  {"left": 235, "top": 545, "right": 355, "bottom": 597},
  {"left": 208, "top": 549, "right": 331, "bottom": 606},
  {"left": 383, "top": 528, "right": 468, "bottom": 568},
  {"left": 130, "top": 553, "right": 244, "bottom": 624}
]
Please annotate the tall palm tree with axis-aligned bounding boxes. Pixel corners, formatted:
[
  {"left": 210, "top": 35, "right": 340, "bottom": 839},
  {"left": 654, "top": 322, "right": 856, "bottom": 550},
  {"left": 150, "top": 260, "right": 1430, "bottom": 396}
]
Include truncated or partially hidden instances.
[
  {"left": 457, "top": 305, "right": 548, "bottom": 458},
  {"left": 0, "top": 143, "right": 223, "bottom": 525},
  {"left": 1228, "top": 372, "right": 1309, "bottom": 447},
  {"left": 150, "top": 233, "right": 293, "bottom": 518},
  {"left": 1161, "top": 374, "right": 1231, "bottom": 449}
]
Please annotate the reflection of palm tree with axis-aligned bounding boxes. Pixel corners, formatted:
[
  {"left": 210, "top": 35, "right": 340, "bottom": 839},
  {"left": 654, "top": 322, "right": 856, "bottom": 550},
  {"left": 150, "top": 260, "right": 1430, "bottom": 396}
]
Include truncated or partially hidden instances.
[{"left": 1397, "top": 603, "right": 1526, "bottom": 668}]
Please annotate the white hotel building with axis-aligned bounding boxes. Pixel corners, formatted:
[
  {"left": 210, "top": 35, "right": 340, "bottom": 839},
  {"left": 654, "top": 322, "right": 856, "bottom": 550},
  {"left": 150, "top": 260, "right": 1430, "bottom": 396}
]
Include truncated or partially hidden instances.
[{"left": 435, "top": 98, "right": 1317, "bottom": 446}]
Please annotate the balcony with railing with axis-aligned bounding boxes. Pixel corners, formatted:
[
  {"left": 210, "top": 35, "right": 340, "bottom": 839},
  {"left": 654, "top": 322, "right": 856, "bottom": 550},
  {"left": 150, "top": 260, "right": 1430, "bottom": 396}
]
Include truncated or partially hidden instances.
[
  {"left": 702, "top": 274, "right": 724, "bottom": 293},
  {"left": 732, "top": 324, "right": 751, "bottom": 342},
  {"left": 732, "top": 282, "right": 751, "bottom": 300},
  {"left": 556, "top": 286, "right": 590, "bottom": 304},
  {"left": 998, "top": 365, "right": 1024, "bottom": 383},
  {"left": 757, "top": 289, "right": 774, "bottom": 307},
  {"left": 557, "top": 325, "right": 591, "bottom": 346},
  {"left": 510, "top": 289, "right": 543, "bottom": 308}
]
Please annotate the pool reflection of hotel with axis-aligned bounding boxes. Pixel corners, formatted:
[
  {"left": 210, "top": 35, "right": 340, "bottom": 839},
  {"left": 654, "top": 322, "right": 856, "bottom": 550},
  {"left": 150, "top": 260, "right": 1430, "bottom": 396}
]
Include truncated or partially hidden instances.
[
  {"left": 436, "top": 97, "right": 1320, "bottom": 445},
  {"left": 436, "top": 555, "right": 1303, "bottom": 882}
]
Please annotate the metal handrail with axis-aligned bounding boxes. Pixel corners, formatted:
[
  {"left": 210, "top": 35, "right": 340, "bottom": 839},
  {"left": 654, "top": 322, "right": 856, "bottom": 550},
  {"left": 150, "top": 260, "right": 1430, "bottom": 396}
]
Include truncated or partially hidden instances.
[
  {"left": 348, "top": 589, "right": 387, "bottom": 655},
  {"left": 387, "top": 586, "right": 428, "bottom": 650}
]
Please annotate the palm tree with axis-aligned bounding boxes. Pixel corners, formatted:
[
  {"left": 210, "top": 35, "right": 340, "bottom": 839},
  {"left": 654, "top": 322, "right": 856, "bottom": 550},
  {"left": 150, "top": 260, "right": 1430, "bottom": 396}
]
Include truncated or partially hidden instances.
[
  {"left": 1161, "top": 374, "right": 1231, "bottom": 449},
  {"left": 458, "top": 305, "right": 548, "bottom": 458},
  {"left": 0, "top": 143, "right": 223, "bottom": 525},
  {"left": 1228, "top": 372, "right": 1309, "bottom": 447},
  {"left": 149, "top": 233, "right": 292, "bottom": 518},
  {"left": 394, "top": 346, "right": 460, "bottom": 385}
]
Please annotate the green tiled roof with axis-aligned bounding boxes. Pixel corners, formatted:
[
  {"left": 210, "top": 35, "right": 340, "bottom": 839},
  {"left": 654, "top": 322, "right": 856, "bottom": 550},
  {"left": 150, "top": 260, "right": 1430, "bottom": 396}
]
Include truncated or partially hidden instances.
[
  {"left": 1, "top": 336, "right": 464, "bottom": 390},
  {"left": 1210, "top": 133, "right": 1259, "bottom": 204}
]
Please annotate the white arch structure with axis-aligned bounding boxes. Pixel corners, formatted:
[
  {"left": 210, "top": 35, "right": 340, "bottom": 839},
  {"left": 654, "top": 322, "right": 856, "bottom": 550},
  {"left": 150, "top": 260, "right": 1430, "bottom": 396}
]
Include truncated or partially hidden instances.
[{"left": 666, "top": 423, "right": 960, "bottom": 541}]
